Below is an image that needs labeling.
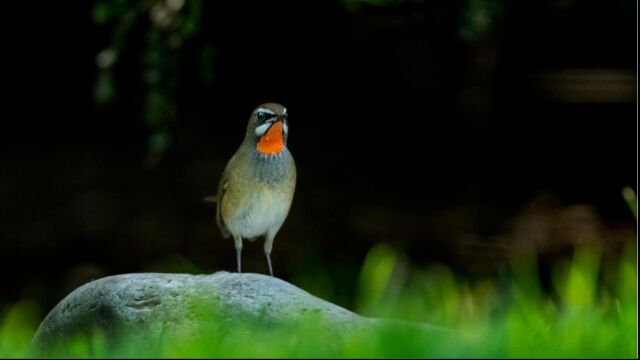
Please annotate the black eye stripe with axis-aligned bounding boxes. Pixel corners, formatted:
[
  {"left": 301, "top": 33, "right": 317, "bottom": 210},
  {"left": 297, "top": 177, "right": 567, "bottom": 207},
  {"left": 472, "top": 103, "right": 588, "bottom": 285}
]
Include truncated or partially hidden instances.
[{"left": 256, "top": 112, "right": 277, "bottom": 120}]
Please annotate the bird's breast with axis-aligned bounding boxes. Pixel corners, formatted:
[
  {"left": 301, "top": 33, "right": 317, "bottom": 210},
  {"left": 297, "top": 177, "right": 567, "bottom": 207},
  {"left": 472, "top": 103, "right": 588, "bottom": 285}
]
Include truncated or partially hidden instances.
[
  {"left": 250, "top": 148, "right": 295, "bottom": 185},
  {"left": 220, "top": 146, "right": 296, "bottom": 239}
]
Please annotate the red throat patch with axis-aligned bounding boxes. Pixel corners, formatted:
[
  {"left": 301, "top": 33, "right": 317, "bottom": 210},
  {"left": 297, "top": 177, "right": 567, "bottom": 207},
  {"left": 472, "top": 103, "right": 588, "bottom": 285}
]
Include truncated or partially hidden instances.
[{"left": 256, "top": 121, "right": 284, "bottom": 155}]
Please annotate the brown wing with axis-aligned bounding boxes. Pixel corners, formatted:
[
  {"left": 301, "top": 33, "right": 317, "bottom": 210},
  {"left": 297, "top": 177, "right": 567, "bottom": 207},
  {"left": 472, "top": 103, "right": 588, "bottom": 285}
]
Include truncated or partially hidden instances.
[{"left": 215, "top": 172, "right": 231, "bottom": 239}]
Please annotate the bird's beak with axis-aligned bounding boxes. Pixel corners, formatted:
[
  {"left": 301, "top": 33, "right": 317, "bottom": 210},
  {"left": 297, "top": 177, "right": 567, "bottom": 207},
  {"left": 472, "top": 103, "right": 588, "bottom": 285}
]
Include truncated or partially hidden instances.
[{"left": 265, "top": 116, "right": 285, "bottom": 126}]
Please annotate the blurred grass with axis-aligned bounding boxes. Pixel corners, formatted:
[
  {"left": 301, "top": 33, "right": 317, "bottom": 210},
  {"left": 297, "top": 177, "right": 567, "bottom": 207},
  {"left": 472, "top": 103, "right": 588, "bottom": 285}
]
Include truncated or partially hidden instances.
[
  {"left": 1, "top": 191, "right": 637, "bottom": 358},
  {"left": 2, "top": 239, "right": 635, "bottom": 358},
  {"left": 623, "top": 186, "right": 637, "bottom": 220}
]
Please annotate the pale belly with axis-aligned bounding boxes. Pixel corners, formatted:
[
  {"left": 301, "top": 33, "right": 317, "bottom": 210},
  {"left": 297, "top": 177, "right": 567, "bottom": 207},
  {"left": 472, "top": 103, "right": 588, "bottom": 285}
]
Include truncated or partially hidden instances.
[{"left": 226, "top": 188, "right": 292, "bottom": 240}]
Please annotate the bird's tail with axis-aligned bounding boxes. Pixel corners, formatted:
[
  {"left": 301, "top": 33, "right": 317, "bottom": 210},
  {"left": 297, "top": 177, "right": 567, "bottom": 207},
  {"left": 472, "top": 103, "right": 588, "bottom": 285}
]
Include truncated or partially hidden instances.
[{"left": 204, "top": 195, "right": 218, "bottom": 203}]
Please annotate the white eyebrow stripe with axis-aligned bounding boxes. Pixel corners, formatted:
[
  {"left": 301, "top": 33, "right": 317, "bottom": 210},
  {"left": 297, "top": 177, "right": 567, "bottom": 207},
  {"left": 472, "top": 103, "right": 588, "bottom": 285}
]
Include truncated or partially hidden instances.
[{"left": 255, "top": 107, "right": 276, "bottom": 114}]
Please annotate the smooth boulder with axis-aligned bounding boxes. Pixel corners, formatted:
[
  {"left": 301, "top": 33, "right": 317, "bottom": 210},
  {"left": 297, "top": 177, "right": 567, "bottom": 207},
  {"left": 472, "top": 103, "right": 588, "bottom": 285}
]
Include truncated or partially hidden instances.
[{"left": 31, "top": 271, "right": 447, "bottom": 356}]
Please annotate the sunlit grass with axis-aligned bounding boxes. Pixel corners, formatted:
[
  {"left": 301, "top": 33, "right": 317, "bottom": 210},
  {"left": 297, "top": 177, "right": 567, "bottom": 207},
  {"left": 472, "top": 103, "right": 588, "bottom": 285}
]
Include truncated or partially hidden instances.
[{"left": 0, "top": 300, "right": 41, "bottom": 358}]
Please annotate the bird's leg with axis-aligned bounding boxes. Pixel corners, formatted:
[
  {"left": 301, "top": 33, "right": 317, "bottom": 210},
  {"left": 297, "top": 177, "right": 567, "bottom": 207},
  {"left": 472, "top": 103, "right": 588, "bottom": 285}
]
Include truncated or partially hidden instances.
[
  {"left": 234, "top": 235, "right": 243, "bottom": 273},
  {"left": 266, "top": 253, "right": 273, "bottom": 277},
  {"left": 264, "top": 234, "right": 274, "bottom": 277}
]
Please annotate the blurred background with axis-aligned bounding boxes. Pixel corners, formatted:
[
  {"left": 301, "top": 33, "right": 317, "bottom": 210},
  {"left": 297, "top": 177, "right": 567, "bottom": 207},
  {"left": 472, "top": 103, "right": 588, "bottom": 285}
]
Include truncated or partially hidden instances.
[{"left": 0, "top": 0, "right": 636, "bottom": 315}]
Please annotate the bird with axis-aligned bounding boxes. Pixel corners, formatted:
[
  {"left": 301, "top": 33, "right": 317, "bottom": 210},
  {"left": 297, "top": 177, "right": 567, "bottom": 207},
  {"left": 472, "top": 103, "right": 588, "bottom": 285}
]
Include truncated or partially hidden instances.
[{"left": 205, "top": 103, "right": 296, "bottom": 276}]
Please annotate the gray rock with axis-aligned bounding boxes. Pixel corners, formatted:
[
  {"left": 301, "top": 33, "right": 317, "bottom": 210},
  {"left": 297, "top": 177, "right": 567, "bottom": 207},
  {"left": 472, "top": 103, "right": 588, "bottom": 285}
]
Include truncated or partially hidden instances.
[{"left": 30, "top": 272, "right": 448, "bottom": 357}]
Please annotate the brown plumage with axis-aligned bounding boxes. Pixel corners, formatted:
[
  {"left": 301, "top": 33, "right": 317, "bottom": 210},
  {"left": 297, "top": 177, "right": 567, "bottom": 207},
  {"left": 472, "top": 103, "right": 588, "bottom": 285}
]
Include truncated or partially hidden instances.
[{"left": 207, "top": 103, "right": 296, "bottom": 276}]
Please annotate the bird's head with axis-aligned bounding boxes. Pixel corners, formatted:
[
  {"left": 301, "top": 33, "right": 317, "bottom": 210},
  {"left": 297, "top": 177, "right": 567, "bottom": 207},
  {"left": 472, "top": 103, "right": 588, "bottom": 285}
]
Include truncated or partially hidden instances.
[{"left": 246, "top": 102, "right": 289, "bottom": 155}]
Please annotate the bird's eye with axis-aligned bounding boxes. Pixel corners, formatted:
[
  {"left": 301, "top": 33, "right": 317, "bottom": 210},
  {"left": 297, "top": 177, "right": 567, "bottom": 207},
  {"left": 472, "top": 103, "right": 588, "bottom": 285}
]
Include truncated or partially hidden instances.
[{"left": 257, "top": 112, "right": 266, "bottom": 121}]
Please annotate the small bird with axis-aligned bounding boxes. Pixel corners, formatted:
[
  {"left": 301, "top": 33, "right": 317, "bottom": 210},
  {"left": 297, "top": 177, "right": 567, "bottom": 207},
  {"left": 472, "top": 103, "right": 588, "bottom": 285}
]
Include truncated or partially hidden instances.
[{"left": 205, "top": 103, "right": 296, "bottom": 276}]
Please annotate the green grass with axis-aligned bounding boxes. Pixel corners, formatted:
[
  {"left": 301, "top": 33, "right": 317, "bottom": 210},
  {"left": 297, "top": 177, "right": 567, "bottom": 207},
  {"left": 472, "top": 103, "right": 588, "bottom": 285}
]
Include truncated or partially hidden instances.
[
  {"left": 1, "top": 239, "right": 635, "bottom": 358},
  {"left": 1, "top": 191, "right": 637, "bottom": 358}
]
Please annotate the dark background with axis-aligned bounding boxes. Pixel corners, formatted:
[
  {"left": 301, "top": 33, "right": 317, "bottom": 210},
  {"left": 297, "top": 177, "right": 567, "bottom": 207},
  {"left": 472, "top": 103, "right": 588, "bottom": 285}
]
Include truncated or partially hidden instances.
[{"left": 0, "top": 0, "right": 636, "bottom": 312}]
